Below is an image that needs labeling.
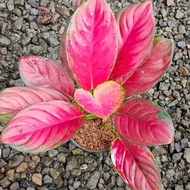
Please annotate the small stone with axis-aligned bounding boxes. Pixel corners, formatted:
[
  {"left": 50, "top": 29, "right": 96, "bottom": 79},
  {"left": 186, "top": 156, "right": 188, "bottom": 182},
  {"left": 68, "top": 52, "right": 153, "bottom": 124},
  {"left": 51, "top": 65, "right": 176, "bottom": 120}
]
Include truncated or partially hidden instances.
[
  {"left": 161, "top": 8, "right": 167, "bottom": 17},
  {"left": 51, "top": 12, "right": 60, "bottom": 24},
  {"left": 0, "top": 177, "right": 11, "bottom": 188},
  {"left": 166, "top": 0, "right": 174, "bottom": 6},
  {"left": 6, "top": 169, "right": 15, "bottom": 181},
  {"left": 28, "top": 45, "right": 43, "bottom": 54},
  {"left": 175, "top": 10, "right": 184, "bottom": 19},
  {"left": 80, "top": 164, "right": 88, "bottom": 170},
  {"left": 43, "top": 175, "right": 53, "bottom": 184},
  {"left": 16, "top": 162, "right": 28, "bottom": 173},
  {"left": 0, "top": 159, "right": 7, "bottom": 167},
  {"left": 177, "top": 41, "right": 186, "bottom": 48},
  {"left": 178, "top": 25, "right": 186, "bottom": 34},
  {"left": 184, "top": 148, "right": 190, "bottom": 163},
  {"left": 168, "top": 99, "right": 178, "bottom": 107},
  {"left": 47, "top": 37, "right": 59, "bottom": 47},
  {"left": 73, "top": 181, "right": 81, "bottom": 189},
  {"left": 172, "top": 153, "right": 183, "bottom": 162},
  {"left": 7, "top": 0, "right": 14, "bottom": 11},
  {"left": 173, "top": 52, "right": 183, "bottom": 60},
  {"left": 117, "top": 177, "right": 124, "bottom": 187},
  {"left": 48, "top": 149, "right": 58, "bottom": 157},
  {"left": 10, "top": 182, "right": 19, "bottom": 190},
  {"left": 72, "top": 148, "right": 84, "bottom": 155},
  {"left": 175, "top": 185, "right": 184, "bottom": 190},
  {"left": 66, "top": 157, "right": 77, "bottom": 171},
  {"left": 0, "top": 35, "right": 11, "bottom": 47},
  {"left": 50, "top": 168, "right": 60, "bottom": 179},
  {"left": 9, "top": 155, "right": 24, "bottom": 167},
  {"left": 177, "top": 66, "right": 189, "bottom": 76},
  {"left": 15, "top": 0, "right": 25, "bottom": 5},
  {"left": 25, "top": 28, "right": 36, "bottom": 38},
  {"left": 32, "top": 173, "right": 42, "bottom": 186},
  {"left": 57, "top": 153, "right": 66, "bottom": 163},
  {"left": 14, "top": 17, "right": 23, "bottom": 30},
  {"left": 71, "top": 169, "right": 82, "bottom": 176},
  {"left": 86, "top": 171, "right": 100, "bottom": 189}
]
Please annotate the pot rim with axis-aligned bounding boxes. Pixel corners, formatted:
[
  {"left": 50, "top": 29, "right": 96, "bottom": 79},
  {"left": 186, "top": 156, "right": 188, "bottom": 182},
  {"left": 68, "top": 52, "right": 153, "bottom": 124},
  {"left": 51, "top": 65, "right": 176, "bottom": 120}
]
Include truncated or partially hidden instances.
[{"left": 70, "top": 138, "right": 109, "bottom": 153}]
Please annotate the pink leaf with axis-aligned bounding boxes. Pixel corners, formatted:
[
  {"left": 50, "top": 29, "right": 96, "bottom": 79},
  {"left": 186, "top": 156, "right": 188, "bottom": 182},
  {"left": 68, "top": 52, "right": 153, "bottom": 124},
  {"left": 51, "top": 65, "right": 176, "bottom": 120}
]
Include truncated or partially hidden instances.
[
  {"left": 110, "top": 1, "right": 155, "bottom": 80},
  {"left": 0, "top": 87, "right": 68, "bottom": 123},
  {"left": 1, "top": 101, "right": 85, "bottom": 153},
  {"left": 19, "top": 56, "right": 75, "bottom": 100},
  {"left": 75, "top": 81, "right": 125, "bottom": 119},
  {"left": 66, "top": 0, "right": 118, "bottom": 90},
  {"left": 60, "top": 30, "right": 73, "bottom": 76},
  {"left": 111, "top": 138, "right": 162, "bottom": 190},
  {"left": 75, "top": 0, "right": 84, "bottom": 10},
  {"left": 112, "top": 98, "right": 174, "bottom": 145},
  {"left": 124, "top": 36, "right": 174, "bottom": 96}
]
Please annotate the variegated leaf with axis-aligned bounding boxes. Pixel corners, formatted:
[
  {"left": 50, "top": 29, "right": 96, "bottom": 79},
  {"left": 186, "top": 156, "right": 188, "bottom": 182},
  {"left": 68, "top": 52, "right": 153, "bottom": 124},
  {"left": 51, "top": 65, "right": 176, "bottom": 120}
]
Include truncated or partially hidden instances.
[
  {"left": 112, "top": 98, "right": 174, "bottom": 145},
  {"left": 124, "top": 36, "right": 174, "bottom": 96},
  {"left": 0, "top": 86, "right": 68, "bottom": 123},
  {"left": 0, "top": 101, "right": 85, "bottom": 153},
  {"left": 19, "top": 56, "right": 75, "bottom": 100},
  {"left": 75, "top": 81, "right": 125, "bottom": 119},
  {"left": 66, "top": 0, "right": 118, "bottom": 90},
  {"left": 110, "top": 1, "right": 155, "bottom": 80},
  {"left": 111, "top": 138, "right": 162, "bottom": 190}
]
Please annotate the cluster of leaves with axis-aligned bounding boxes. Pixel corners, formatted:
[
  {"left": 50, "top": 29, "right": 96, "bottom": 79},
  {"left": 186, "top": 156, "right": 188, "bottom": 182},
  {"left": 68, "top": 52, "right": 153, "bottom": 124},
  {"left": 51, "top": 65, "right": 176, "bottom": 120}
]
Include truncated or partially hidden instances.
[{"left": 0, "top": 0, "right": 174, "bottom": 189}]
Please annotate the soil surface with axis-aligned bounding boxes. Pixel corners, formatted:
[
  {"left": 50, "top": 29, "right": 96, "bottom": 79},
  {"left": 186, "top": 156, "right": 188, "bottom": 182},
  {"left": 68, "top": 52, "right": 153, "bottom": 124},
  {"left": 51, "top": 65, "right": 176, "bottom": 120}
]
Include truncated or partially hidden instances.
[{"left": 0, "top": 0, "right": 190, "bottom": 190}]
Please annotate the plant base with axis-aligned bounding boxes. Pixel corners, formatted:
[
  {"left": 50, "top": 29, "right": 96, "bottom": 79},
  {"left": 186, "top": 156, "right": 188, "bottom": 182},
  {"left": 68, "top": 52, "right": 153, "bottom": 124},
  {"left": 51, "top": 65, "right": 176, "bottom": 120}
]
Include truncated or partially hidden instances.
[{"left": 72, "top": 119, "right": 116, "bottom": 152}]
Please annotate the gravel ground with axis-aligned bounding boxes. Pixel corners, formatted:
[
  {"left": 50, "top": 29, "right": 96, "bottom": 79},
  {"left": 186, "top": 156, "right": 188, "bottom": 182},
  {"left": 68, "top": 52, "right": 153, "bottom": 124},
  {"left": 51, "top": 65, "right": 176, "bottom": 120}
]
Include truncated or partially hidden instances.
[{"left": 0, "top": 0, "right": 190, "bottom": 189}]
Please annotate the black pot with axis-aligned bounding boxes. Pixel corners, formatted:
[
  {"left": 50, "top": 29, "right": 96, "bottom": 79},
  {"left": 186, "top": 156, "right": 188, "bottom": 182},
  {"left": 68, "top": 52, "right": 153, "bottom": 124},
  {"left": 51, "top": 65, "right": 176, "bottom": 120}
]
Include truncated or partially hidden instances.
[{"left": 70, "top": 138, "right": 109, "bottom": 153}]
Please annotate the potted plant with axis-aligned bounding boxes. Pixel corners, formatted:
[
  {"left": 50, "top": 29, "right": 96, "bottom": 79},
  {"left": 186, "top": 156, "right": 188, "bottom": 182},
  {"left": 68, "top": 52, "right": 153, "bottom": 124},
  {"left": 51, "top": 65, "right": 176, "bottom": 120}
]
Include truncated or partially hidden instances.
[{"left": 0, "top": 0, "right": 174, "bottom": 189}]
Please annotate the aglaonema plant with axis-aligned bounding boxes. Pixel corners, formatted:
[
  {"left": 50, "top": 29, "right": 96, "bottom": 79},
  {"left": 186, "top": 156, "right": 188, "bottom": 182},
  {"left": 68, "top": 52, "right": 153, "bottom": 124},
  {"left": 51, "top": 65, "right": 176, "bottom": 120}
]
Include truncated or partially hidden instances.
[{"left": 0, "top": 0, "right": 174, "bottom": 189}]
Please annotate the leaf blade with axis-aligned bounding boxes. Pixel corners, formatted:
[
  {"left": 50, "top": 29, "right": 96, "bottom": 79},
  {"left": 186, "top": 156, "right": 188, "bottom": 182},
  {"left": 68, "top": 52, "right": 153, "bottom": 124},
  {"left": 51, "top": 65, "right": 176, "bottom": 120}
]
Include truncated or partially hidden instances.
[
  {"left": 112, "top": 98, "right": 174, "bottom": 145},
  {"left": 123, "top": 36, "right": 174, "bottom": 96},
  {"left": 75, "top": 81, "right": 125, "bottom": 119},
  {"left": 0, "top": 87, "right": 68, "bottom": 123},
  {"left": 110, "top": 1, "right": 155, "bottom": 80},
  {"left": 1, "top": 100, "right": 85, "bottom": 153},
  {"left": 19, "top": 56, "right": 75, "bottom": 99},
  {"left": 111, "top": 138, "right": 162, "bottom": 190},
  {"left": 66, "top": 0, "right": 118, "bottom": 90}
]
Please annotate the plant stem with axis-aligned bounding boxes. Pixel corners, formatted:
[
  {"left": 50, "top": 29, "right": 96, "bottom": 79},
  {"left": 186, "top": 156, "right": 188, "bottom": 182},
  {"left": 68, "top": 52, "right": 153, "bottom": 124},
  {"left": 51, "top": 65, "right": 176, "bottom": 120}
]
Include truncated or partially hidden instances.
[
  {"left": 86, "top": 113, "right": 99, "bottom": 120},
  {"left": 102, "top": 123, "right": 119, "bottom": 137}
]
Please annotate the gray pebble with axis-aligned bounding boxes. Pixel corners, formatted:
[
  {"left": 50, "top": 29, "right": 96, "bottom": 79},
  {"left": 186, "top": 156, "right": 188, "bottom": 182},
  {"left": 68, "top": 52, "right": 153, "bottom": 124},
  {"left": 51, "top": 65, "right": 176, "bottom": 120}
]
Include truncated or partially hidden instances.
[
  {"left": 175, "top": 10, "right": 184, "bottom": 19},
  {"left": 86, "top": 171, "right": 100, "bottom": 189},
  {"left": 0, "top": 35, "right": 11, "bottom": 47},
  {"left": 183, "top": 148, "right": 190, "bottom": 163},
  {"left": 43, "top": 175, "right": 53, "bottom": 184}
]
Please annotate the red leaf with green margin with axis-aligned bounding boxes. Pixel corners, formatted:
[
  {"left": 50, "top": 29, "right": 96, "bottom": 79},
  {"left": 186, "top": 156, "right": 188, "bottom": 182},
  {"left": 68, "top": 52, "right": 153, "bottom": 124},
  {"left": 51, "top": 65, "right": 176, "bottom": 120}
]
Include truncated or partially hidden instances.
[
  {"left": 112, "top": 98, "right": 174, "bottom": 145},
  {"left": 66, "top": 0, "right": 118, "bottom": 90},
  {"left": 0, "top": 101, "right": 85, "bottom": 153},
  {"left": 111, "top": 138, "right": 162, "bottom": 190},
  {"left": 110, "top": 1, "right": 155, "bottom": 80},
  {"left": 19, "top": 56, "right": 75, "bottom": 100},
  {"left": 0, "top": 86, "right": 68, "bottom": 123},
  {"left": 123, "top": 36, "right": 174, "bottom": 96},
  {"left": 60, "top": 30, "right": 73, "bottom": 76},
  {"left": 75, "top": 81, "right": 125, "bottom": 119}
]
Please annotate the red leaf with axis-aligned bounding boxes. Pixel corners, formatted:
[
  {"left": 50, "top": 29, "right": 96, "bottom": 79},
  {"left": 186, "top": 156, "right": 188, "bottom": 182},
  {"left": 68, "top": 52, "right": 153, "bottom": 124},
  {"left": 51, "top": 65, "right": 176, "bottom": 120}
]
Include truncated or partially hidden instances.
[
  {"left": 112, "top": 98, "right": 174, "bottom": 145},
  {"left": 0, "top": 87, "right": 68, "bottom": 123},
  {"left": 66, "top": 0, "right": 118, "bottom": 90},
  {"left": 123, "top": 36, "right": 174, "bottom": 96},
  {"left": 111, "top": 138, "right": 162, "bottom": 190},
  {"left": 60, "top": 30, "right": 73, "bottom": 76},
  {"left": 110, "top": 1, "right": 155, "bottom": 80},
  {"left": 19, "top": 56, "right": 75, "bottom": 100},
  {"left": 1, "top": 101, "right": 85, "bottom": 153},
  {"left": 75, "top": 81, "right": 125, "bottom": 119}
]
